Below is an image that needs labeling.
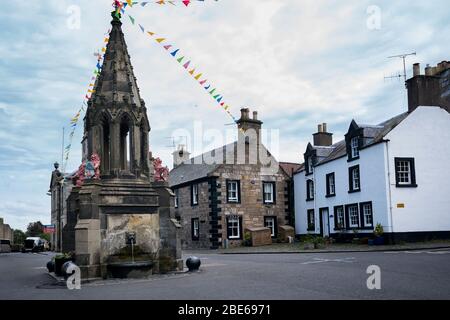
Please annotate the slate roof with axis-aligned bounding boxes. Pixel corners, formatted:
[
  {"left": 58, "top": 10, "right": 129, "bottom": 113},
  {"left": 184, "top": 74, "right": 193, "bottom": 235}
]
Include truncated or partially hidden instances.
[
  {"left": 296, "top": 111, "right": 410, "bottom": 172},
  {"left": 279, "top": 162, "right": 303, "bottom": 178},
  {"left": 169, "top": 142, "right": 285, "bottom": 187}
]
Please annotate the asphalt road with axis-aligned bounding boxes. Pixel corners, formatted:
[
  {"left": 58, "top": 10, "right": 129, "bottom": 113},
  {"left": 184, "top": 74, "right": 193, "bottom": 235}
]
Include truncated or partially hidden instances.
[{"left": 0, "top": 249, "right": 449, "bottom": 300}]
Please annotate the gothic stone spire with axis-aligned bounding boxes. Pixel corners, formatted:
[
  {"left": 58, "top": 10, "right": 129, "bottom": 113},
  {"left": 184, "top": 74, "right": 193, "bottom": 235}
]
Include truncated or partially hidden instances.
[{"left": 83, "top": 16, "right": 151, "bottom": 179}]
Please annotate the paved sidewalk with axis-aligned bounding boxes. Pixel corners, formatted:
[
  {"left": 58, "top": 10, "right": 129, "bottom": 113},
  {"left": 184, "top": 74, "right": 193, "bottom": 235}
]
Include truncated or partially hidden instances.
[{"left": 197, "top": 240, "right": 450, "bottom": 255}]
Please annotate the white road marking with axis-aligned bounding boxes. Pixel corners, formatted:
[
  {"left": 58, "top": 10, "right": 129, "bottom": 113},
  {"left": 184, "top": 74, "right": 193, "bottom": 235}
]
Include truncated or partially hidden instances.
[
  {"left": 301, "top": 257, "right": 355, "bottom": 265},
  {"left": 428, "top": 251, "right": 450, "bottom": 255}
]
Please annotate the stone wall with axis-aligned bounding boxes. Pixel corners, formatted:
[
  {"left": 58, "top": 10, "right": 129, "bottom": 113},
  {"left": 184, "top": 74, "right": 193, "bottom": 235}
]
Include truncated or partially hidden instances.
[
  {"left": 173, "top": 164, "right": 291, "bottom": 249},
  {"left": 0, "top": 218, "right": 13, "bottom": 243},
  {"left": 217, "top": 164, "right": 289, "bottom": 247},
  {"left": 175, "top": 180, "right": 212, "bottom": 249}
]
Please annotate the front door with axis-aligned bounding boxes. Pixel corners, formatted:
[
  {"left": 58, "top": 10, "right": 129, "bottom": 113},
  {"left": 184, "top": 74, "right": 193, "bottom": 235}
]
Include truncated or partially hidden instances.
[{"left": 319, "top": 208, "right": 330, "bottom": 237}]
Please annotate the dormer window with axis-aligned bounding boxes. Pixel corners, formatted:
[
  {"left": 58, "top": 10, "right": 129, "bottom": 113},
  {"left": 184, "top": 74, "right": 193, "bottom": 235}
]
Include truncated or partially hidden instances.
[
  {"left": 306, "top": 156, "right": 313, "bottom": 174},
  {"left": 350, "top": 137, "right": 359, "bottom": 158}
]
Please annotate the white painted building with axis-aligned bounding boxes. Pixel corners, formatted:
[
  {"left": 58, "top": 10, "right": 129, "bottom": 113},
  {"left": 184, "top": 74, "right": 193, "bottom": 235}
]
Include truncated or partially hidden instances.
[{"left": 294, "top": 106, "right": 450, "bottom": 243}]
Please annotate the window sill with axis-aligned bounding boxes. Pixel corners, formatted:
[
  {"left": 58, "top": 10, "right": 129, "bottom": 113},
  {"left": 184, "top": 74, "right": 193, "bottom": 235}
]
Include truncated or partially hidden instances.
[
  {"left": 348, "top": 189, "right": 361, "bottom": 194},
  {"left": 325, "top": 194, "right": 336, "bottom": 198},
  {"left": 305, "top": 172, "right": 313, "bottom": 177},
  {"left": 306, "top": 198, "right": 314, "bottom": 202},
  {"left": 227, "top": 200, "right": 240, "bottom": 204},
  {"left": 307, "top": 228, "right": 315, "bottom": 232},
  {"left": 395, "top": 184, "right": 418, "bottom": 188},
  {"left": 264, "top": 202, "right": 275, "bottom": 205}
]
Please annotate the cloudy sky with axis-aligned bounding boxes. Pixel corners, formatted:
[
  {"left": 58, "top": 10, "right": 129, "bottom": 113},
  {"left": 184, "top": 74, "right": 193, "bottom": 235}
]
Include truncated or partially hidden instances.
[{"left": 0, "top": 0, "right": 449, "bottom": 231}]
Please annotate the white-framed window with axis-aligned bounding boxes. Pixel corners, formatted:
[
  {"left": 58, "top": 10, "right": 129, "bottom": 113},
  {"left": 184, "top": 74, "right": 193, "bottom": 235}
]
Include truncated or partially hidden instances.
[
  {"left": 307, "top": 179, "right": 314, "bottom": 200},
  {"left": 174, "top": 189, "right": 179, "bottom": 208},
  {"left": 191, "top": 184, "right": 199, "bottom": 206},
  {"left": 348, "top": 205, "right": 359, "bottom": 228},
  {"left": 192, "top": 218, "right": 199, "bottom": 241},
  {"left": 335, "top": 206, "right": 345, "bottom": 229},
  {"left": 327, "top": 173, "right": 335, "bottom": 196},
  {"left": 349, "top": 165, "right": 360, "bottom": 192},
  {"left": 227, "top": 215, "right": 241, "bottom": 239},
  {"left": 397, "top": 160, "right": 411, "bottom": 184},
  {"left": 263, "top": 182, "right": 275, "bottom": 204},
  {"left": 227, "top": 180, "right": 239, "bottom": 203},
  {"left": 351, "top": 136, "right": 359, "bottom": 158},
  {"left": 362, "top": 203, "right": 373, "bottom": 227},
  {"left": 264, "top": 216, "right": 276, "bottom": 237},
  {"left": 307, "top": 156, "right": 313, "bottom": 174}
]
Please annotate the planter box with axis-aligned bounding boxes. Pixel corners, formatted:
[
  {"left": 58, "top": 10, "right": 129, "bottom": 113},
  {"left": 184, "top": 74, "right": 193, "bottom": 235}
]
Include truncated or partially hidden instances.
[{"left": 374, "top": 237, "right": 385, "bottom": 245}]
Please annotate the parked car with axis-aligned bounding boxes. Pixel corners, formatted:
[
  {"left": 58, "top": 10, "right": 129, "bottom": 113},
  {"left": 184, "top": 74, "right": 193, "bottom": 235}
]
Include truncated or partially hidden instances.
[
  {"left": 22, "top": 237, "right": 45, "bottom": 253},
  {"left": 0, "top": 239, "right": 11, "bottom": 253}
]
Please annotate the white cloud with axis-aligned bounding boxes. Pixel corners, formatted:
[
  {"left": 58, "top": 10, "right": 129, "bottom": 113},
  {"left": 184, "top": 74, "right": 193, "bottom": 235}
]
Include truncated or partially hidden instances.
[{"left": 0, "top": 0, "right": 449, "bottom": 230}]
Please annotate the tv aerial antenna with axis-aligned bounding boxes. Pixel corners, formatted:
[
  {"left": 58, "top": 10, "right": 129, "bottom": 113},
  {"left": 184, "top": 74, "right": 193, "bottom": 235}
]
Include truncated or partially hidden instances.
[{"left": 385, "top": 52, "right": 417, "bottom": 84}]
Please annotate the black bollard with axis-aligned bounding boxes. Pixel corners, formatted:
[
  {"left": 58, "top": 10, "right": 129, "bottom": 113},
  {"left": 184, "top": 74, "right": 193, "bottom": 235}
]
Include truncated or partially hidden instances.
[
  {"left": 46, "top": 260, "right": 55, "bottom": 273},
  {"left": 186, "top": 256, "right": 201, "bottom": 272}
]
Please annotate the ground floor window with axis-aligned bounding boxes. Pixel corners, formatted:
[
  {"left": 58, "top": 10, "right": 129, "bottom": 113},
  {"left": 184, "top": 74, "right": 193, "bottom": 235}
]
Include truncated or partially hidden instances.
[
  {"left": 264, "top": 216, "right": 277, "bottom": 237},
  {"left": 227, "top": 215, "right": 242, "bottom": 240},
  {"left": 307, "top": 209, "right": 315, "bottom": 231},
  {"left": 191, "top": 218, "right": 199, "bottom": 241},
  {"left": 334, "top": 206, "right": 345, "bottom": 229},
  {"left": 347, "top": 204, "right": 359, "bottom": 228},
  {"left": 360, "top": 202, "right": 373, "bottom": 227}
]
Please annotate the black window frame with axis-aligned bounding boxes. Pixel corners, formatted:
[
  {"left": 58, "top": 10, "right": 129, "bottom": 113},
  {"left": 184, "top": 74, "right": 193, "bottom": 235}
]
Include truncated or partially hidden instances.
[
  {"left": 191, "top": 218, "right": 200, "bottom": 241},
  {"left": 262, "top": 181, "right": 276, "bottom": 205},
  {"left": 333, "top": 205, "right": 345, "bottom": 230},
  {"left": 345, "top": 203, "right": 360, "bottom": 229},
  {"left": 226, "top": 179, "right": 241, "bottom": 203},
  {"left": 359, "top": 201, "right": 374, "bottom": 229},
  {"left": 305, "top": 155, "right": 314, "bottom": 176},
  {"left": 264, "top": 216, "right": 278, "bottom": 238},
  {"left": 394, "top": 157, "right": 418, "bottom": 188},
  {"left": 348, "top": 165, "right": 361, "bottom": 193},
  {"left": 306, "top": 179, "right": 315, "bottom": 201},
  {"left": 326, "top": 172, "right": 336, "bottom": 197},
  {"left": 191, "top": 183, "right": 199, "bottom": 206},
  {"left": 307, "top": 209, "right": 315, "bottom": 231},
  {"left": 226, "top": 215, "right": 243, "bottom": 240}
]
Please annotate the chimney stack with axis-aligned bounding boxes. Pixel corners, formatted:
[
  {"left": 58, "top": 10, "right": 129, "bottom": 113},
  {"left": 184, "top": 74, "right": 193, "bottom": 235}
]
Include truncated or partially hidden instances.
[
  {"left": 172, "top": 144, "right": 190, "bottom": 168},
  {"left": 406, "top": 60, "right": 450, "bottom": 113},
  {"left": 413, "top": 63, "right": 421, "bottom": 77},
  {"left": 313, "top": 123, "right": 333, "bottom": 147},
  {"left": 253, "top": 111, "right": 258, "bottom": 121}
]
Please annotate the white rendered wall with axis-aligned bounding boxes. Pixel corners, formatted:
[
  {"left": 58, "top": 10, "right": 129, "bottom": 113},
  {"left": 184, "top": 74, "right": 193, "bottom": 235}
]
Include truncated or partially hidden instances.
[{"left": 385, "top": 106, "right": 450, "bottom": 233}]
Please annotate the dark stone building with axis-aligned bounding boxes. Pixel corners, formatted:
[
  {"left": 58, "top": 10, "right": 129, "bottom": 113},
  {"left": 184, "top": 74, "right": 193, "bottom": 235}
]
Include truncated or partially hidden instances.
[
  {"left": 62, "top": 13, "right": 181, "bottom": 279},
  {"left": 169, "top": 109, "right": 298, "bottom": 249},
  {"left": 407, "top": 61, "right": 450, "bottom": 113}
]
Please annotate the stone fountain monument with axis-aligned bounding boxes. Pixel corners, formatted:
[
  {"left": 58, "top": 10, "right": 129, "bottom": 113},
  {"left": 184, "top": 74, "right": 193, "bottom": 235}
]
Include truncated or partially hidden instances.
[{"left": 63, "top": 11, "right": 182, "bottom": 279}]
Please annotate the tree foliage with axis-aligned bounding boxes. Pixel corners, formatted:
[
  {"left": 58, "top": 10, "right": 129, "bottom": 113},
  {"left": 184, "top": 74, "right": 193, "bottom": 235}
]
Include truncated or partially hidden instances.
[
  {"left": 13, "top": 229, "right": 26, "bottom": 244},
  {"left": 26, "top": 221, "right": 44, "bottom": 237}
]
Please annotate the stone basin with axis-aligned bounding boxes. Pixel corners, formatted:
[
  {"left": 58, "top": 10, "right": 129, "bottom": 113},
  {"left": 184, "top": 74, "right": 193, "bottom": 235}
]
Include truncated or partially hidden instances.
[{"left": 107, "top": 261, "right": 154, "bottom": 279}]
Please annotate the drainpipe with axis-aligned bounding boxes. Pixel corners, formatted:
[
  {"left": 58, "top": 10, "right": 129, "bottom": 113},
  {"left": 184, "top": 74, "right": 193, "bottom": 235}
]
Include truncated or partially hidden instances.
[{"left": 385, "top": 141, "right": 394, "bottom": 244}]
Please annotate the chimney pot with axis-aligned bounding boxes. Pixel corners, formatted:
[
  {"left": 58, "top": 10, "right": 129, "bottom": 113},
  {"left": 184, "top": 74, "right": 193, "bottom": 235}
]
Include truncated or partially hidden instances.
[
  {"left": 322, "top": 123, "right": 327, "bottom": 133},
  {"left": 425, "top": 64, "right": 433, "bottom": 76},
  {"left": 318, "top": 124, "right": 323, "bottom": 133},
  {"left": 253, "top": 111, "right": 258, "bottom": 121},
  {"left": 413, "top": 63, "right": 421, "bottom": 77}
]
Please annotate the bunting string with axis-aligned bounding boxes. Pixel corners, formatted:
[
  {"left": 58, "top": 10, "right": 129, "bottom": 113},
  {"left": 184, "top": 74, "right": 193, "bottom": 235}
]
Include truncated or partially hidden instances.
[
  {"left": 125, "top": 13, "right": 238, "bottom": 124},
  {"left": 119, "top": 0, "right": 219, "bottom": 9},
  {"left": 63, "top": 31, "right": 110, "bottom": 172}
]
